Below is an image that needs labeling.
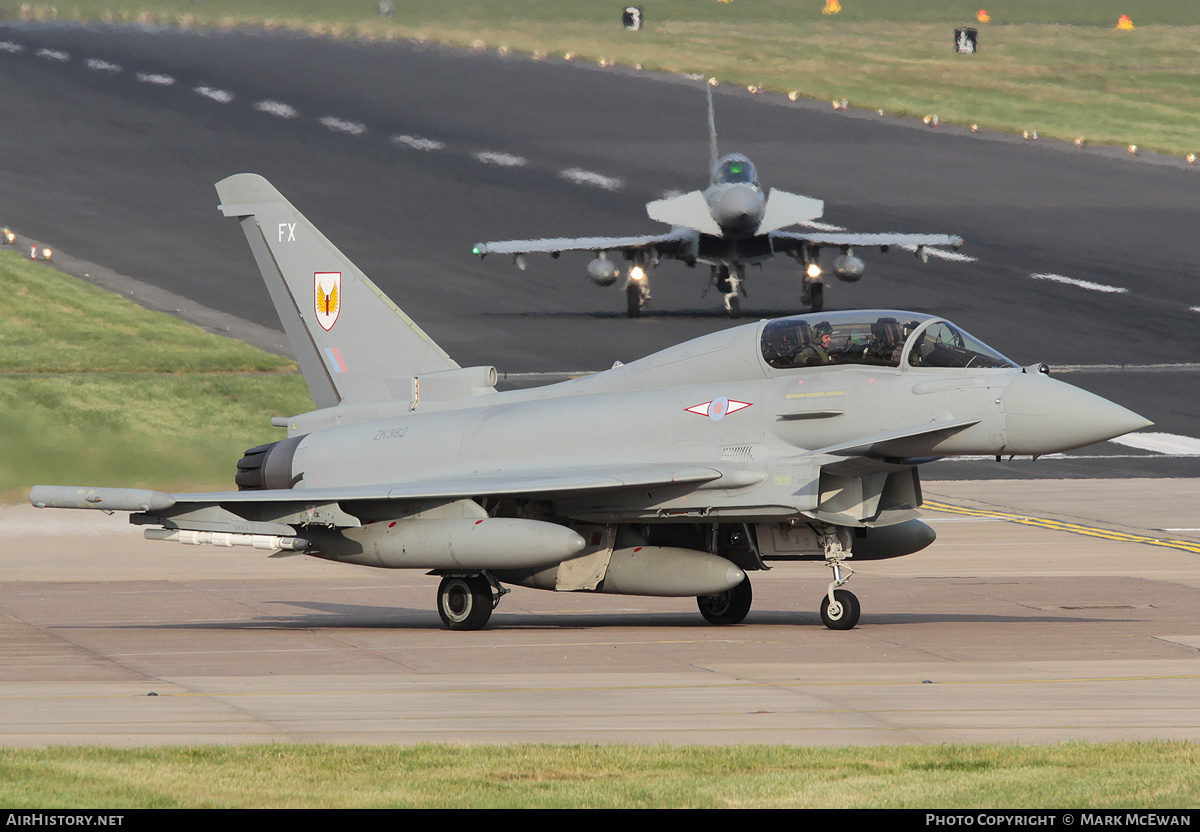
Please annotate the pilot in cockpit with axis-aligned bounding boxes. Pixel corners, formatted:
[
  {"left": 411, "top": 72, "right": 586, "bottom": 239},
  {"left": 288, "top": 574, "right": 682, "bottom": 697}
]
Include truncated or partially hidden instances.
[
  {"left": 798, "top": 322, "right": 834, "bottom": 366},
  {"left": 716, "top": 157, "right": 758, "bottom": 186}
]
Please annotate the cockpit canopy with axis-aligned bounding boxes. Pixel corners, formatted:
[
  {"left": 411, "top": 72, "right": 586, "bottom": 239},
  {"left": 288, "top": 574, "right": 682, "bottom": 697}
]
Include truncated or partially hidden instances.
[
  {"left": 714, "top": 154, "right": 758, "bottom": 186},
  {"left": 761, "top": 311, "right": 1018, "bottom": 371}
]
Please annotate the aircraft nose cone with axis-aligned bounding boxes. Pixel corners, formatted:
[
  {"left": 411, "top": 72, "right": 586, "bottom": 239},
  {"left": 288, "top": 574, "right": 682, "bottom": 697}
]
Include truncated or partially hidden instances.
[
  {"left": 715, "top": 185, "right": 764, "bottom": 232},
  {"left": 1002, "top": 372, "right": 1152, "bottom": 455}
]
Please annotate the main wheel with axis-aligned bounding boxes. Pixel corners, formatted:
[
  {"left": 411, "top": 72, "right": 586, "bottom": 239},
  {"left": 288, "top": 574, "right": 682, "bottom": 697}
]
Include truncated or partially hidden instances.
[
  {"left": 808, "top": 281, "right": 824, "bottom": 312},
  {"left": 820, "top": 589, "right": 860, "bottom": 630},
  {"left": 697, "top": 577, "right": 752, "bottom": 625},
  {"left": 726, "top": 295, "right": 740, "bottom": 318},
  {"left": 437, "top": 575, "right": 493, "bottom": 631},
  {"left": 625, "top": 283, "right": 643, "bottom": 317}
]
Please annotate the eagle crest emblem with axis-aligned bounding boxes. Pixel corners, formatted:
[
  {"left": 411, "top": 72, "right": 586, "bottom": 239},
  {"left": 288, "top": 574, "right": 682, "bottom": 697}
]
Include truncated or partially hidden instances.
[{"left": 314, "top": 271, "right": 341, "bottom": 331}]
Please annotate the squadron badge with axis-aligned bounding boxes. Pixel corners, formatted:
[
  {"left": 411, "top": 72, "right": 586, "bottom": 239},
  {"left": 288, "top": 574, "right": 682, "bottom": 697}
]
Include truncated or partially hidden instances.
[{"left": 315, "top": 271, "right": 341, "bottom": 331}]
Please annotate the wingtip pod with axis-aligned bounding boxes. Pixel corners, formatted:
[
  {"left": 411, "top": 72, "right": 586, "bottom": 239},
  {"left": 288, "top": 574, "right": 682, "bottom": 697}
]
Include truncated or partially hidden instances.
[{"left": 29, "top": 486, "right": 175, "bottom": 512}]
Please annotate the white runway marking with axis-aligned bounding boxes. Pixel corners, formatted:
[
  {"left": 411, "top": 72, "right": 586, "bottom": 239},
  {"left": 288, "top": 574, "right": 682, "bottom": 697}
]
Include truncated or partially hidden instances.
[
  {"left": 254, "top": 100, "right": 298, "bottom": 118},
  {"left": 1031, "top": 273, "right": 1128, "bottom": 294},
  {"left": 35, "top": 48, "right": 69, "bottom": 62},
  {"left": 320, "top": 116, "right": 366, "bottom": 136},
  {"left": 391, "top": 134, "right": 444, "bottom": 151},
  {"left": 195, "top": 86, "right": 233, "bottom": 103},
  {"left": 561, "top": 168, "right": 623, "bottom": 190},
  {"left": 1109, "top": 432, "right": 1200, "bottom": 456},
  {"left": 0, "top": 41, "right": 24, "bottom": 53},
  {"left": 899, "top": 244, "right": 976, "bottom": 263},
  {"left": 799, "top": 221, "right": 848, "bottom": 232},
  {"left": 136, "top": 72, "right": 175, "bottom": 86},
  {"left": 474, "top": 150, "right": 527, "bottom": 167},
  {"left": 85, "top": 58, "right": 121, "bottom": 72}
]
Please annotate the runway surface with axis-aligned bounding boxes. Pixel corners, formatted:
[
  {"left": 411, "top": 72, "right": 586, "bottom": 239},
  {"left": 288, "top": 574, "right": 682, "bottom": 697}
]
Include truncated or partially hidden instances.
[
  {"left": 1, "top": 24, "right": 1198, "bottom": 747},
  {"left": 3, "top": 479, "right": 1199, "bottom": 746}
]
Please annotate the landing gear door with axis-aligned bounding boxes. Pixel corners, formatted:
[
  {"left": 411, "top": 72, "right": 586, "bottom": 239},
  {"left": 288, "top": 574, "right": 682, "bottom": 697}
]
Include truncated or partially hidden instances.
[{"left": 556, "top": 524, "right": 616, "bottom": 591}]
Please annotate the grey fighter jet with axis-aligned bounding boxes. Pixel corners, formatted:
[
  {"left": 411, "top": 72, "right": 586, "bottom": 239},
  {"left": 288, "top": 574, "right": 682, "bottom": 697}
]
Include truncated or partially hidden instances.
[
  {"left": 30, "top": 174, "right": 1150, "bottom": 631},
  {"left": 472, "top": 86, "right": 963, "bottom": 317}
]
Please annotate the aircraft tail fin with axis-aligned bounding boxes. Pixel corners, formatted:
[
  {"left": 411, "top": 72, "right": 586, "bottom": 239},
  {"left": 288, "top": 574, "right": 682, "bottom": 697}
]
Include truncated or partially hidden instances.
[{"left": 216, "top": 174, "right": 458, "bottom": 409}]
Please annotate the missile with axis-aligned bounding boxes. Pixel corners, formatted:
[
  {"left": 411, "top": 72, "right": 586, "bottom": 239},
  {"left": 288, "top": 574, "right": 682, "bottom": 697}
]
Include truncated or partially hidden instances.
[{"left": 308, "top": 518, "right": 587, "bottom": 570}]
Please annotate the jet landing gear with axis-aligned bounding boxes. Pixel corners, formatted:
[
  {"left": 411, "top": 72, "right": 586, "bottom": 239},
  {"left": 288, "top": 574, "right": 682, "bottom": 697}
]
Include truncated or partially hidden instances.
[
  {"left": 436, "top": 573, "right": 508, "bottom": 630},
  {"left": 625, "top": 265, "right": 651, "bottom": 317},
  {"left": 712, "top": 265, "right": 746, "bottom": 318},
  {"left": 818, "top": 529, "right": 860, "bottom": 630},
  {"left": 697, "top": 576, "right": 753, "bottom": 625}
]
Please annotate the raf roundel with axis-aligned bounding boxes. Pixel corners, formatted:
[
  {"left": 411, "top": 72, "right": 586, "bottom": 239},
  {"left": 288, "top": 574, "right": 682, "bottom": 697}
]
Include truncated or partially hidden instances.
[
  {"left": 685, "top": 397, "right": 753, "bottom": 421},
  {"left": 315, "top": 271, "right": 341, "bottom": 331}
]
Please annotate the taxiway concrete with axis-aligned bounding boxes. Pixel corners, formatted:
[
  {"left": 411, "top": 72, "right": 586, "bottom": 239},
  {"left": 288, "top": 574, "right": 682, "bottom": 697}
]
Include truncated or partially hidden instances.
[{"left": 3, "top": 478, "right": 1198, "bottom": 746}]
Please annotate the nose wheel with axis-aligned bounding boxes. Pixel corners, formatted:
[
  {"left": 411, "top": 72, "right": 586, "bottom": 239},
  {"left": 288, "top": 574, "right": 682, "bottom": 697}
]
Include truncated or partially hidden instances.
[
  {"left": 817, "top": 525, "right": 860, "bottom": 630},
  {"left": 801, "top": 277, "right": 824, "bottom": 312},
  {"left": 820, "top": 588, "right": 860, "bottom": 630}
]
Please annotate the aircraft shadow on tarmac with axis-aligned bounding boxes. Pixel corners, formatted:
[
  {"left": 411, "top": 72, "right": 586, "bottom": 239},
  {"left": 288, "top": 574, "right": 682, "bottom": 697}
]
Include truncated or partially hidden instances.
[{"left": 74, "top": 601, "right": 1133, "bottom": 632}]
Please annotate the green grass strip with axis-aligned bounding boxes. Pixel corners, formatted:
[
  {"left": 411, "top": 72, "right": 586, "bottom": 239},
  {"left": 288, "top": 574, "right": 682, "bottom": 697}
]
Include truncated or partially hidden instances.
[
  {"left": 0, "top": 249, "right": 311, "bottom": 498},
  {"left": 1, "top": 741, "right": 1198, "bottom": 808}
]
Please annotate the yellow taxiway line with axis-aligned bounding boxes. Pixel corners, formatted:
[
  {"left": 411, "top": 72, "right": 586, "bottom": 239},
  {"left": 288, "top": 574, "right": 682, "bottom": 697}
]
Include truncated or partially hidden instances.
[{"left": 923, "top": 501, "right": 1200, "bottom": 554}]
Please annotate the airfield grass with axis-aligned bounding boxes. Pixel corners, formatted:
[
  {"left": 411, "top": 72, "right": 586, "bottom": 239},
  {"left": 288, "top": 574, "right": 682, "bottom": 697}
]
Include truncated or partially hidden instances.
[
  {"left": 10, "top": 0, "right": 1200, "bottom": 155},
  {"left": 2, "top": 741, "right": 1199, "bottom": 808},
  {"left": 0, "top": 248, "right": 312, "bottom": 498}
]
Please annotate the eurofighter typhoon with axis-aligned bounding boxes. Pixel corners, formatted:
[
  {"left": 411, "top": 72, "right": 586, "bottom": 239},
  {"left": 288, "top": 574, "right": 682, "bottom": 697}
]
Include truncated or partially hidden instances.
[
  {"left": 30, "top": 174, "right": 1151, "bottom": 631},
  {"left": 474, "top": 86, "right": 963, "bottom": 317}
]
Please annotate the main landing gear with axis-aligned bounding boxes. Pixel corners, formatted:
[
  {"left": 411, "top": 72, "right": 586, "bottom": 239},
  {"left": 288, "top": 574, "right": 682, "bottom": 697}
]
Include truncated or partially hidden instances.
[
  {"left": 436, "top": 573, "right": 507, "bottom": 631},
  {"left": 697, "top": 576, "right": 753, "bottom": 625},
  {"left": 625, "top": 265, "right": 651, "bottom": 317}
]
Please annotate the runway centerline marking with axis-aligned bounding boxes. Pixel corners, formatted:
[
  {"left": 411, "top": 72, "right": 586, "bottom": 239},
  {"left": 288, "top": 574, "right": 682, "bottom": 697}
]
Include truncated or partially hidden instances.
[
  {"left": 391, "top": 134, "right": 444, "bottom": 151},
  {"left": 319, "top": 116, "right": 366, "bottom": 136},
  {"left": 561, "top": 168, "right": 623, "bottom": 190},
  {"left": 474, "top": 150, "right": 527, "bottom": 167},
  {"left": 254, "top": 100, "right": 298, "bottom": 118},
  {"left": 136, "top": 72, "right": 175, "bottom": 86},
  {"left": 1031, "top": 272, "right": 1128, "bottom": 294},
  {"left": 195, "top": 86, "right": 233, "bottom": 103},
  {"left": 923, "top": 501, "right": 1200, "bottom": 554}
]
